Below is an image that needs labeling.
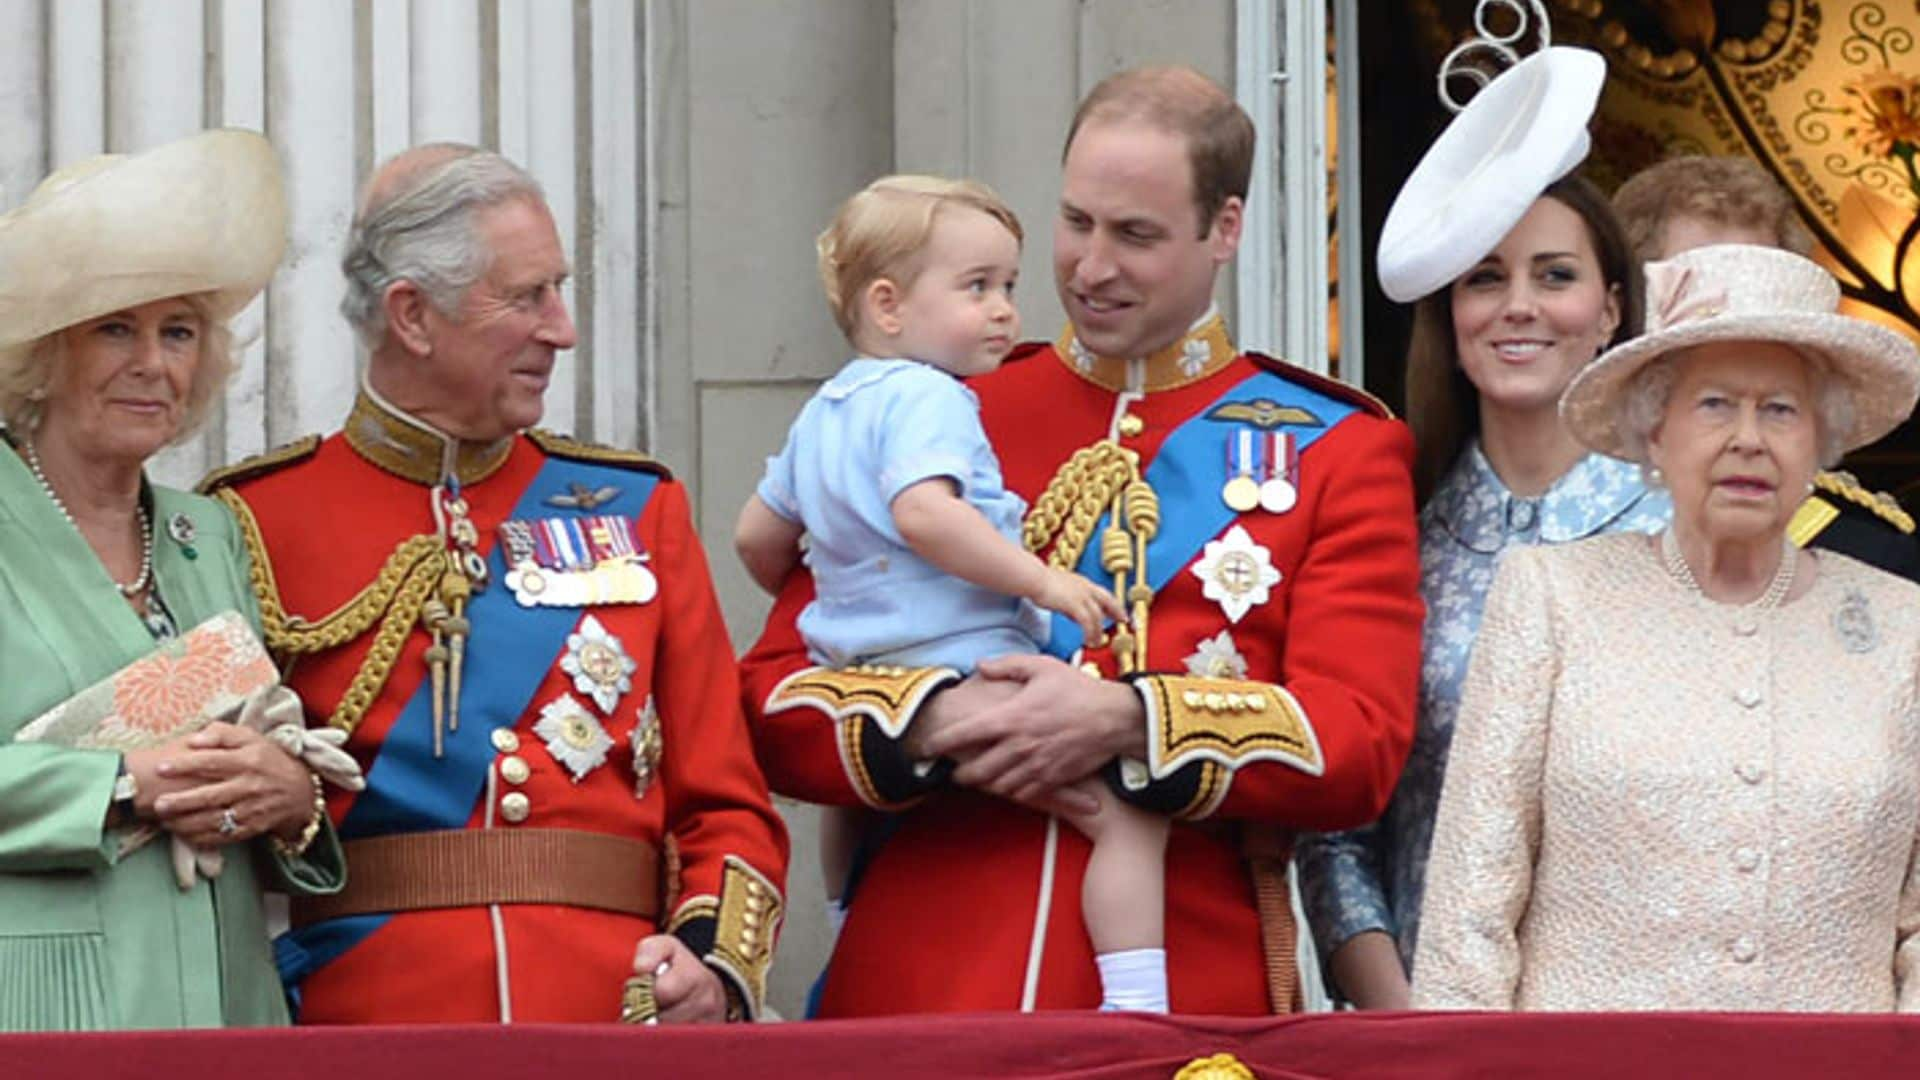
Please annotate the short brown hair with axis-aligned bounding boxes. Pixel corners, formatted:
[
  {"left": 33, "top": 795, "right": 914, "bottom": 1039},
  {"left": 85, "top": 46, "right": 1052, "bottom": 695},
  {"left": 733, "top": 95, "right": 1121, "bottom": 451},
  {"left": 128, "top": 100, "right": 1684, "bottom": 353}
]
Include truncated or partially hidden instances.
[
  {"left": 815, "top": 175, "right": 1023, "bottom": 342},
  {"left": 1404, "top": 176, "right": 1642, "bottom": 506},
  {"left": 1612, "top": 155, "right": 1813, "bottom": 261},
  {"left": 1064, "top": 66, "right": 1255, "bottom": 238}
]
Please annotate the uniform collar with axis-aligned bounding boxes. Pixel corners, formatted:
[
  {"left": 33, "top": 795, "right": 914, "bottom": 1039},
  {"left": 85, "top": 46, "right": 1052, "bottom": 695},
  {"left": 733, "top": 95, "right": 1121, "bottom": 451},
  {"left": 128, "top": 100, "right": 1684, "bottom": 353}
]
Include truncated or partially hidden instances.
[
  {"left": 1055, "top": 308, "right": 1237, "bottom": 394},
  {"left": 1432, "top": 440, "right": 1657, "bottom": 554},
  {"left": 343, "top": 381, "right": 515, "bottom": 487}
]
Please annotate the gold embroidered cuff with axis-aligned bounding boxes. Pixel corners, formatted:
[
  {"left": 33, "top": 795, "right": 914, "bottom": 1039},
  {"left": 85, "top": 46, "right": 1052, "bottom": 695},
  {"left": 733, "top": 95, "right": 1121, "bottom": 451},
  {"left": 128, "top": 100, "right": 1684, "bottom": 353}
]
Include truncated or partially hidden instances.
[
  {"left": 765, "top": 664, "right": 960, "bottom": 740},
  {"left": 766, "top": 664, "right": 961, "bottom": 809},
  {"left": 1132, "top": 674, "right": 1324, "bottom": 781},
  {"left": 697, "top": 856, "right": 782, "bottom": 1019}
]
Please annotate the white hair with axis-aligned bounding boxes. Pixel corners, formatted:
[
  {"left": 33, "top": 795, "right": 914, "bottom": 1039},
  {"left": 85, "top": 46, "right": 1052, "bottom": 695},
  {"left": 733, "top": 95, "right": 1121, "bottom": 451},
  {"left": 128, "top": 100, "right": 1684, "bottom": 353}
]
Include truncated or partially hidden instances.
[
  {"left": 340, "top": 145, "right": 546, "bottom": 345},
  {"left": 1618, "top": 346, "right": 1855, "bottom": 473}
]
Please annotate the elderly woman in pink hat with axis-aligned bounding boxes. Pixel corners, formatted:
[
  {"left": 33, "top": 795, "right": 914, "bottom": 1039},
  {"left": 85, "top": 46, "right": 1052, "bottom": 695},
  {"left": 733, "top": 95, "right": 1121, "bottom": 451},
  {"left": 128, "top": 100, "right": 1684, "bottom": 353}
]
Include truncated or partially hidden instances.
[
  {"left": 0, "top": 131, "right": 349, "bottom": 1030},
  {"left": 1414, "top": 243, "right": 1920, "bottom": 1011}
]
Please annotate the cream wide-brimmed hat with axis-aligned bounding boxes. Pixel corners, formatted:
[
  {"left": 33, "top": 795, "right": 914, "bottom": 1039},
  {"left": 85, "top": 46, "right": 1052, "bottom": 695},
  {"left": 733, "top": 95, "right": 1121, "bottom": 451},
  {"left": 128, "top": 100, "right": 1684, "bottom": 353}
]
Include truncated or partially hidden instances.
[
  {"left": 0, "top": 129, "right": 287, "bottom": 367},
  {"left": 1561, "top": 243, "right": 1920, "bottom": 461},
  {"left": 1376, "top": 45, "right": 1606, "bottom": 304}
]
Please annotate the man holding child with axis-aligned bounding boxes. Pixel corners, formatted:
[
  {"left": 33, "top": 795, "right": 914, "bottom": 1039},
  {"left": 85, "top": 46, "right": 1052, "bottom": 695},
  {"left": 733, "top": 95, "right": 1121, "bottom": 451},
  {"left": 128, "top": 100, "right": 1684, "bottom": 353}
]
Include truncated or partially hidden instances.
[{"left": 741, "top": 66, "right": 1422, "bottom": 1016}]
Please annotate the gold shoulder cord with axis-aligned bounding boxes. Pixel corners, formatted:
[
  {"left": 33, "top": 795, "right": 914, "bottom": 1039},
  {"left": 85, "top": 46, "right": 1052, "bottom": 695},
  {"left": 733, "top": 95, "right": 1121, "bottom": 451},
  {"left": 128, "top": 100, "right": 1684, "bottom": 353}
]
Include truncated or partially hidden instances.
[
  {"left": 1814, "top": 470, "right": 1916, "bottom": 534},
  {"left": 215, "top": 487, "right": 448, "bottom": 736},
  {"left": 1023, "top": 440, "right": 1160, "bottom": 673}
]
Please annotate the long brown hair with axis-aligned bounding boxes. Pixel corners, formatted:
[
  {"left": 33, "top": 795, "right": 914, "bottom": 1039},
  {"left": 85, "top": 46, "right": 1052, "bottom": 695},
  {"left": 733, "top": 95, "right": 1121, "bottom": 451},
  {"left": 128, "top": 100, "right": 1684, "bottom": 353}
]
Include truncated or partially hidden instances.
[{"left": 1403, "top": 174, "right": 1643, "bottom": 506}]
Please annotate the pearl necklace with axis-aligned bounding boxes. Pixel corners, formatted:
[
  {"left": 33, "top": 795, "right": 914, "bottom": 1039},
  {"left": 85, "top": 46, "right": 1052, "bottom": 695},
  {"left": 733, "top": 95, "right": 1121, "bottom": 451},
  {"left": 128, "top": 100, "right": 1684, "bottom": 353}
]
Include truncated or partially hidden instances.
[
  {"left": 1659, "top": 529, "right": 1795, "bottom": 611},
  {"left": 22, "top": 439, "right": 155, "bottom": 598}
]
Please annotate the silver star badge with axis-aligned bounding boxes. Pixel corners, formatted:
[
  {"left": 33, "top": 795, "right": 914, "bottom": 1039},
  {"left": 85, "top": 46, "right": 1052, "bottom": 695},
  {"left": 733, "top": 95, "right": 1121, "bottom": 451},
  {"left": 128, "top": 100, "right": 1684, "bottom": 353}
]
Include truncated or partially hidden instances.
[
  {"left": 1190, "top": 525, "right": 1281, "bottom": 624},
  {"left": 560, "top": 615, "right": 637, "bottom": 714},
  {"left": 631, "top": 695, "right": 664, "bottom": 800},
  {"left": 1183, "top": 629, "right": 1249, "bottom": 679},
  {"left": 535, "top": 694, "right": 615, "bottom": 782}
]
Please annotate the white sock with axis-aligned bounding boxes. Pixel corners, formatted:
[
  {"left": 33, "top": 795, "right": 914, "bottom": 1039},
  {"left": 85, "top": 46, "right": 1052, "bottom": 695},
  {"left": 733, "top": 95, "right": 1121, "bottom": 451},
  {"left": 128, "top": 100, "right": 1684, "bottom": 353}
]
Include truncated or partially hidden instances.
[
  {"left": 824, "top": 897, "right": 849, "bottom": 936},
  {"left": 1096, "top": 947, "right": 1168, "bottom": 1013}
]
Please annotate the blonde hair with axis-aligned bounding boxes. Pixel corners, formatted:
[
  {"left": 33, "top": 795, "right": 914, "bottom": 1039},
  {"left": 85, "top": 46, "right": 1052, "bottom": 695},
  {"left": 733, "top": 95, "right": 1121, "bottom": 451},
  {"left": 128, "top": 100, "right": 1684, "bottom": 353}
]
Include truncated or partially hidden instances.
[
  {"left": 0, "top": 293, "right": 235, "bottom": 443},
  {"left": 816, "top": 175, "right": 1023, "bottom": 342}
]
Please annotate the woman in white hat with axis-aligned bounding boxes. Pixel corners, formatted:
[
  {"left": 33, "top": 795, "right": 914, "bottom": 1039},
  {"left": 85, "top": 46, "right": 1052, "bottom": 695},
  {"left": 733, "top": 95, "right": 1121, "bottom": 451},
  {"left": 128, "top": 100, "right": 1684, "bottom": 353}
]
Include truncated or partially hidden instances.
[
  {"left": 1413, "top": 243, "right": 1920, "bottom": 1010},
  {"left": 0, "top": 131, "right": 343, "bottom": 1030},
  {"left": 1297, "top": 45, "right": 1671, "bottom": 1009}
]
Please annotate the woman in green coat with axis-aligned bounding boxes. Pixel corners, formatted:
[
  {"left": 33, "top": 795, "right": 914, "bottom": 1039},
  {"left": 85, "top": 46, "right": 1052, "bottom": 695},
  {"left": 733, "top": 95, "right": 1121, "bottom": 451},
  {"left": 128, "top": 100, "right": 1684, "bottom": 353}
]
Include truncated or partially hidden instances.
[{"left": 0, "top": 130, "right": 346, "bottom": 1031}]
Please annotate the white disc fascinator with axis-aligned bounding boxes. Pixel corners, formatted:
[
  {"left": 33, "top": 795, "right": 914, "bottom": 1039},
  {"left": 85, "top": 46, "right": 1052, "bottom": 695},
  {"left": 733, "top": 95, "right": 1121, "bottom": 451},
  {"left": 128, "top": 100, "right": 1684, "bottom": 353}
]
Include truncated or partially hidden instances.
[
  {"left": 1376, "top": 5, "right": 1607, "bottom": 304},
  {"left": 0, "top": 129, "right": 288, "bottom": 367}
]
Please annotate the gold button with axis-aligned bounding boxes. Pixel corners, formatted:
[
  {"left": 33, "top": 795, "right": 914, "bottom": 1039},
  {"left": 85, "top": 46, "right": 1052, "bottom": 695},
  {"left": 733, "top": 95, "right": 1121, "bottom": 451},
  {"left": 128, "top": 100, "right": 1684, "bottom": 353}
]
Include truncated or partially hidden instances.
[
  {"left": 499, "top": 755, "right": 531, "bottom": 785},
  {"left": 1182, "top": 689, "right": 1203, "bottom": 708},
  {"left": 1247, "top": 695, "right": 1267, "bottom": 713},
  {"left": 491, "top": 728, "right": 521, "bottom": 753},
  {"left": 499, "top": 792, "right": 531, "bottom": 823},
  {"left": 1118, "top": 414, "right": 1145, "bottom": 437},
  {"left": 1203, "top": 692, "right": 1226, "bottom": 712}
]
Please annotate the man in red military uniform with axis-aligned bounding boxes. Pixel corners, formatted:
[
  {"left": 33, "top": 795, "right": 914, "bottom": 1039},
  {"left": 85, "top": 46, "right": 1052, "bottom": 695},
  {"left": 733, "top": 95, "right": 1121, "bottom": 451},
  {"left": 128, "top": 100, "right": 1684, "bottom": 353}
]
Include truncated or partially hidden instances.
[
  {"left": 741, "top": 67, "right": 1421, "bottom": 1015},
  {"left": 203, "top": 144, "right": 788, "bottom": 1024}
]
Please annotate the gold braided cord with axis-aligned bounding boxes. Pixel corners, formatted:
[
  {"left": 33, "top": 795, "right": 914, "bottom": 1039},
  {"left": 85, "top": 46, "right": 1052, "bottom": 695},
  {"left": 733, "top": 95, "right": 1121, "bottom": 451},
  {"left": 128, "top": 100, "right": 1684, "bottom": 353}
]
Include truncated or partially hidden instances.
[
  {"left": 214, "top": 487, "right": 447, "bottom": 735},
  {"left": 326, "top": 555, "right": 442, "bottom": 734},
  {"left": 1023, "top": 441, "right": 1140, "bottom": 569},
  {"left": 1024, "top": 439, "right": 1157, "bottom": 673}
]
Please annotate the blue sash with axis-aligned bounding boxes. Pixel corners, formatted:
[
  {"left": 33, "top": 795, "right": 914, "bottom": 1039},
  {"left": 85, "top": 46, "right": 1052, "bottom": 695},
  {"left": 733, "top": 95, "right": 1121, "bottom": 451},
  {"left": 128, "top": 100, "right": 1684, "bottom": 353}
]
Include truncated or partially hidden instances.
[
  {"left": 1042, "top": 368, "right": 1357, "bottom": 658},
  {"left": 276, "top": 454, "right": 660, "bottom": 994}
]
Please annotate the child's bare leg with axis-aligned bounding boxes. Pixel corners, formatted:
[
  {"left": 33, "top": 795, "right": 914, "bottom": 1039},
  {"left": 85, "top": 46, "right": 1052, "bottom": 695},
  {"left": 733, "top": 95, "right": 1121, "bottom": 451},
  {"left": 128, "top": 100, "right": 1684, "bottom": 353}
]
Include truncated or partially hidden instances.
[
  {"left": 1060, "top": 776, "right": 1171, "bottom": 1011},
  {"left": 1064, "top": 778, "right": 1170, "bottom": 952}
]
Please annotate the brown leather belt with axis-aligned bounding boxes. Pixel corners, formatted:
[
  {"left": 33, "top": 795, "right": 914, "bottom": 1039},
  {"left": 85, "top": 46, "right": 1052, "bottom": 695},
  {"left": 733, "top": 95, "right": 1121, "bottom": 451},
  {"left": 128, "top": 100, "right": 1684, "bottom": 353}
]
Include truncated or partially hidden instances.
[{"left": 290, "top": 828, "right": 661, "bottom": 927}]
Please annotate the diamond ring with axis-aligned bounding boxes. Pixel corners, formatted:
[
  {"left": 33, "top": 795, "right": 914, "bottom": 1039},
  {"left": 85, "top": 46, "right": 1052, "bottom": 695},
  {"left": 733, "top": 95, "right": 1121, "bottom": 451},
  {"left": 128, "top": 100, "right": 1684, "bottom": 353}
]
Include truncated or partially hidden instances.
[{"left": 218, "top": 807, "right": 240, "bottom": 837}]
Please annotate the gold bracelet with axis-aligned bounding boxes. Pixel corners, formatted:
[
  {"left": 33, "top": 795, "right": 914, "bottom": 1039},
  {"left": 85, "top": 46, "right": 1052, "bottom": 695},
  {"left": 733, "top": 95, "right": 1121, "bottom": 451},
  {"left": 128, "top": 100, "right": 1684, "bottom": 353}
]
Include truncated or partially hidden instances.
[{"left": 271, "top": 772, "right": 327, "bottom": 860}]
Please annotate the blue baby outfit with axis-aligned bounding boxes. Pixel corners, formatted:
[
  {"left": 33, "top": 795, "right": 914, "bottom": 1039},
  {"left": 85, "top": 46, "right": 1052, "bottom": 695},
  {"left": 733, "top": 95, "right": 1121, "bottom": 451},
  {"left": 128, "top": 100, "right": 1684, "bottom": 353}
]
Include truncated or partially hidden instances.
[{"left": 757, "top": 357, "right": 1048, "bottom": 670}]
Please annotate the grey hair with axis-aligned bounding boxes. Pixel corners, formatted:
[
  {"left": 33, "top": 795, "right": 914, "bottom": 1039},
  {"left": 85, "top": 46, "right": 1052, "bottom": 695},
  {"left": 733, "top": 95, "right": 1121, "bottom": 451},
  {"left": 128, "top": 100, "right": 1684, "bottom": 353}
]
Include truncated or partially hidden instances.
[
  {"left": 340, "top": 144, "right": 546, "bottom": 346},
  {"left": 1617, "top": 347, "right": 1856, "bottom": 473}
]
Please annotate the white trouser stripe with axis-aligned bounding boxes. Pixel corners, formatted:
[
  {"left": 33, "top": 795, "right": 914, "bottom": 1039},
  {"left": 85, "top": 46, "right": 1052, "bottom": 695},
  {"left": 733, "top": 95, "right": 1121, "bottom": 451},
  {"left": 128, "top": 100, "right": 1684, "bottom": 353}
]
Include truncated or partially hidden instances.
[
  {"left": 1019, "top": 815, "right": 1060, "bottom": 1012},
  {"left": 483, "top": 761, "right": 513, "bottom": 1023}
]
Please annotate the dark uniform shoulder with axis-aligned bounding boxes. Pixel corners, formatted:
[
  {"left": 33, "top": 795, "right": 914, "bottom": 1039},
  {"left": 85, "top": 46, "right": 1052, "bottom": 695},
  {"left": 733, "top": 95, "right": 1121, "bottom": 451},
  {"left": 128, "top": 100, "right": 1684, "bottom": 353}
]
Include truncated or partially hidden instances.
[
  {"left": 1245, "top": 351, "right": 1395, "bottom": 420},
  {"left": 1794, "top": 470, "right": 1920, "bottom": 583},
  {"left": 194, "top": 434, "right": 322, "bottom": 495},
  {"left": 1812, "top": 470, "right": 1915, "bottom": 534},
  {"left": 526, "top": 429, "right": 673, "bottom": 480}
]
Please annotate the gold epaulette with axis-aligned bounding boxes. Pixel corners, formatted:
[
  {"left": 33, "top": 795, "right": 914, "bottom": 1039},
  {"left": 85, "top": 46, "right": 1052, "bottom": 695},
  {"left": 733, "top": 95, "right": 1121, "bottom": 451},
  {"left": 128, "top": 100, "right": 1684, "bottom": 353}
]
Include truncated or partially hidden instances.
[
  {"left": 1814, "top": 470, "right": 1915, "bottom": 534},
  {"left": 194, "top": 434, "right": 322, "bottom": 494},
  {"left": 527, "top": 429, "right": 672, "bottom": 479}
]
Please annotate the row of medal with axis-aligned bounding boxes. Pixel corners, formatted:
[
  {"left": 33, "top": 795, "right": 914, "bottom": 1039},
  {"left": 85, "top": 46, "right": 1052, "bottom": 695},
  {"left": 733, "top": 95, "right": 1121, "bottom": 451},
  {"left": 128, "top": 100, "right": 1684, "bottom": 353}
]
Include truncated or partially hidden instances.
[
  {"left": 500, "top": 513, "right": 659, "bottom": 608},
  {"left": 1221, "top": 430, "right": 1298, "bottom": 515}
]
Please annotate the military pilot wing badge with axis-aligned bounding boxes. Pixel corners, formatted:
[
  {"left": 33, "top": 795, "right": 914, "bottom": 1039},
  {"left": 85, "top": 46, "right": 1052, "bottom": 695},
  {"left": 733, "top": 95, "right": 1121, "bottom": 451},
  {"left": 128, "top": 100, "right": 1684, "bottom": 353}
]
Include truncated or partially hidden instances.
[{"left": 1205, "top": 398, "right": 1324, "bottom": 431}]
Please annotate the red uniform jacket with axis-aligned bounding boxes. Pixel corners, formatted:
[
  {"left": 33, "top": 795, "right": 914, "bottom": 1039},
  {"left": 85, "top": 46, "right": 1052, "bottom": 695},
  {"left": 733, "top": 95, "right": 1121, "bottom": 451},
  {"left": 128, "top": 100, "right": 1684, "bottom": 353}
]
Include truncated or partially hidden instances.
[
  {"left": 206, "top": 395, "right": 788, "bottom": 1024},
  {"left": 741, "top": 325, "right": 1420, "bottom": 1016}
]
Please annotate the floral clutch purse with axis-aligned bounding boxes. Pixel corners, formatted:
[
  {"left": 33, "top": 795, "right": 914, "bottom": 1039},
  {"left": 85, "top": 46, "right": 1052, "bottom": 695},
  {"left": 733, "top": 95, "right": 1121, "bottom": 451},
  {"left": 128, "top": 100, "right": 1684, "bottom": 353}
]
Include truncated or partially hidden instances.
[
  {"left": 12, "top": 610, "right": 362, "bottom": 888},
  {"left": 14, "top": 610, "right": 278, "bottom": 749}
]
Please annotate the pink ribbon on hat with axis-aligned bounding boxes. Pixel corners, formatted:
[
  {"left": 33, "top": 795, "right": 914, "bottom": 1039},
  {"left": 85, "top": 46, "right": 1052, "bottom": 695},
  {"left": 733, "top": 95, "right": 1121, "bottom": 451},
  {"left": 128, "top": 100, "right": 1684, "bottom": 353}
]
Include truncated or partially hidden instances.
[{"left": 1645, "top": 262, "right": 1729, "bottom": 332}]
